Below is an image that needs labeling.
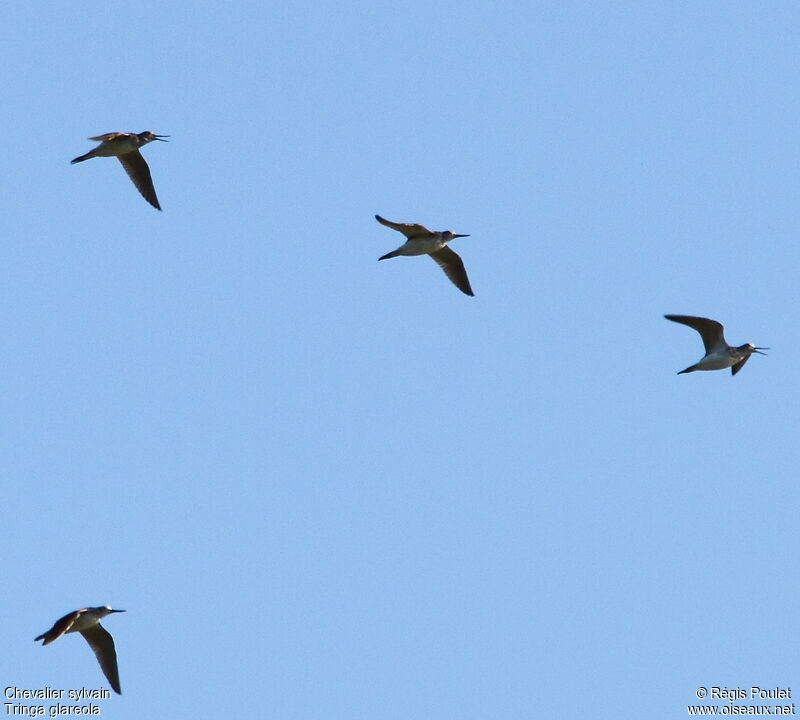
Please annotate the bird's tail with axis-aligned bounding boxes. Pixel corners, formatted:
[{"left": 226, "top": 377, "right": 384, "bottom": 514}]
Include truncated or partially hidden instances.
[
  {"left": 677, "top": 364, "right": 698, "bottom": 374},
  {"left": 378, "top": 251, "right": 401, "bottom": 261},
  {"left": 70, "top": 151, "right": 95, "bottom": 164}
]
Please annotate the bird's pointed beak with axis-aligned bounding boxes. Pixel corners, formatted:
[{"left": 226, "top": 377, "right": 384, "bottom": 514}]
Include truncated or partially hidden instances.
[
  {"left": 110, "top": 609, "right": 126, "bottom": 613},
  {"left": 454, "top": 234, "right": 470, "bottom": 238},
  {"left": 154, "top": 135, "right": 170, "bottom": 142},
  {"left": 753, "top": 347, "right": 769, "bottom": 355}
]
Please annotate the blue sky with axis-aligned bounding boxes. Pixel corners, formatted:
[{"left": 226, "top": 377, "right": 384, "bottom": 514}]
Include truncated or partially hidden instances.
[{"left": 2, "top": 1, "right": 798, "bottom": 717}]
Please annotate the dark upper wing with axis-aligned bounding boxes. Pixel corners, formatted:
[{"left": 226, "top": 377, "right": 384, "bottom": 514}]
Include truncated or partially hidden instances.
[
  {"left": 81, "top": 624, "right": 121, "bottom": 694},
  {"left": 35, "top": 610, "right": 81, "bottom": 644},
  {"left": 117, "top": 151, "right": 161, "bottom": 210},
  {"left": 88, "top": 132, "right": 126, "bottom": 141},
  {"left": 429, "top": 246, "right": 474, "bottom": 296},
  {"left": 664, "top": 315, "right": 726, "bottom": 354},
  {"left": 375, "top": 215, "right": 430, "bottom": 239},
  {"left": 731, "top": 355, "right": 750, "bottom": 376}
]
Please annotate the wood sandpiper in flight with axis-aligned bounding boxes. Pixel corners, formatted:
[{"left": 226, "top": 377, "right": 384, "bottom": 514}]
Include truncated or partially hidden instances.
[
  {"left": 35, "top": 606, "right": 125, "bottom": 694},
  {"left": 376, "top": 214, "right": 474, "bottom": 296},
  {"left": 664, "top": 315, "right": 767, "bottom": 376},
  {"left": 71, "top": 132, "right": 168, "bottom": 210}
]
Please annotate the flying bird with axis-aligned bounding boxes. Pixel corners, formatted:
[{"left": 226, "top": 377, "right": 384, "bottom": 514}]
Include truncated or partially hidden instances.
[
  {"left": 71, "top": 131, "right": 168, "bottom": 210},
  {"left": 35, "top": 606, "right": 125, "bottom": 694},
  {"left": 664, "top": 315, "right": 767, "bottom": 375},
  {"left": 375, "top": 214, "right": 474, "bottom": 296}
]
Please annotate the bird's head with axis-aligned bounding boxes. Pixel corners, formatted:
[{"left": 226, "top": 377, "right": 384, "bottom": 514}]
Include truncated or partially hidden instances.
[{"left": 140, "top": 131, "right": 169, "bottom": 143}]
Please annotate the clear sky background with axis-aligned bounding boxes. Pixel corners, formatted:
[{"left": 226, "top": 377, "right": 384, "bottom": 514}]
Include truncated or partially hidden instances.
[{"left": 2, "top": 1, "right": 798, "bottom": 718}]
